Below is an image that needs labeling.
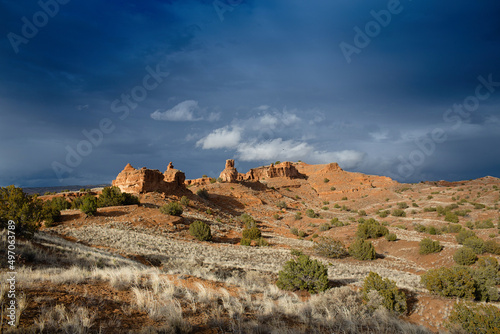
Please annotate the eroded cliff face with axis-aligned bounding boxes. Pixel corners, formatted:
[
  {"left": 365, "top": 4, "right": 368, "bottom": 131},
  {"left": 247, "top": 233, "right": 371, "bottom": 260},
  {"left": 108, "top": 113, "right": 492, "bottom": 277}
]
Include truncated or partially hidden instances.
[
  {"left": 112, "top": 162, "right": 186, "bottom": 194},
  {"left": 112, "top": 159, "right": 397, "bottom": 195},
  {"left": 218, "top": 160, "right": 306, "bottom": 183}
]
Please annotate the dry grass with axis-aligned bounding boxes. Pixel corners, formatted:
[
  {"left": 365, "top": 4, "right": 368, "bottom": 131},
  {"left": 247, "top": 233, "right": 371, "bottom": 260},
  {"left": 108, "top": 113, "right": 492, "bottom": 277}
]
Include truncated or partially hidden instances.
[{"left": 34, "top": 304, "right": 96, "bottom": 334}]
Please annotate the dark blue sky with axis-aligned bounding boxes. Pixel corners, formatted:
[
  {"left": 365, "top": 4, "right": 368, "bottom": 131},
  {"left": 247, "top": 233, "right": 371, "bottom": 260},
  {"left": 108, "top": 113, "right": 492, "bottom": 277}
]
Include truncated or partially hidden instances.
[{"left": 1, "top": 0, "right": 499, "bottom": 187}]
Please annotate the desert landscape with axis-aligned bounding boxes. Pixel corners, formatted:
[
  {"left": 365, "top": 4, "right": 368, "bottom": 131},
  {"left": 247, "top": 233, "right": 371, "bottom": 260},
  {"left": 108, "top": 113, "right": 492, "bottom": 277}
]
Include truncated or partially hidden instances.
[{"left": 1, "top": 160, "right": 500, "bottom": 333}]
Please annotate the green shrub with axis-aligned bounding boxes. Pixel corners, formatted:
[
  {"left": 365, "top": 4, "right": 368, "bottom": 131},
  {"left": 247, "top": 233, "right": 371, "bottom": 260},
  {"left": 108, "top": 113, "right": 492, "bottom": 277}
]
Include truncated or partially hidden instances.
[
  {"left": 362, "top": 272, "right": 407, "bottom": 314},
  {"left": 385, "top": 233, "right": 397, "bottom": 241},
  {"left": 454, "top": 247, "right": 478, "bottom": 265},
  {"left": 323, "top": 178, "right": 330, "bottom": 183},
  {"left": 391, "top": 209, "right": 406, "bottom": 217},
  {"left": 358, "top": 209, "right": 367, "bottom": 216},
  {"left": 0, "top": 185, "right": 44, "bottom": 238},
  {"left": 240, "top": 213, "right": 256, "bottom": 228},
  {"left": 273, "top": 213, "right": 280, "bottom": 220},
  {"left": 97, "top": 186, "right": 124, "bottom": 207},
  {"left": 319, "top": 223, "right": 331, "bottom": 231},
  {"left": 448, "top": 301, "right": 500, "bottom": 334},
  {"left": 242, "top": 227, "right": 261, "bottom": 240},
  {"left": 240, "top": 238, "right": 251, "bottom": 246},
  {"left": 298, "top": 230, "right": 306, "bottom": 238},
  {"left": 454, "top": 209, "right": 469, "bottom": 217},
  {"left": 448, "top": 224, "right": 462, "bottom": 233},
  {"left": 294, "top": 212, "right": 302, "bottom": 220},
  {"left": 276, "top": 201, "right": 287, "bottom": 209},
  {"left": 445, "top": 211, "right": 459, "bottom": 223},
  {"left": 48, "top": 197, "right": 71, "bottom": 211},
  {"left": 160, "top": 202, "right": 183, "bottom": 216},
  {"left": 378, "top": 210, "right": 389, "bottom": 218},
  {"left": 42, "top": 197, "right": 73, "bottom": 227},
  {"left": 330, "top": 218, "right": 345, "bottom": 227},
  {"left": 356, "top": 218, "right": 389, "bottom": 239},
  {"left": 41, "top": 202, "right": 61, "bottom": 227},
  {"left": 189, "top": 221, "right": 212, "bottom": 241},
  {"left": 475, "top": 219, "right": 494, "bottom": 229},
  {"left": 484, "top": 240, "right": 500, "bottom": 255},
  {"left": 196, "top": 188, "right": 209, "bottom": 200},
  {"left": 290, "top": 249, "right": 304, "bottom": 257},
  {"left": 419, "top": 238, "right": 443, "bottom": 254},
  {"left": 80, "top": 195, "right": 97, "bottom": 216},
  {"left": 456, "top": 229, "right": 477, "bottom": 244},
  {"left": 97, "top": 186, "right": 140, "bottom": 207},
  {"left": 330, "top": 186, "right": 336, "bottom": 191},
  {"left": 421, "top": 266, "right": 476, "bottom": 299},
  {"left": 349, "top": 239, "right": 376, "bottom": 260},
  {"left": 276, "top": 254, "right": 328, "bottom": 294},
  {"left": 313, "top": 237, "right": 348, "bottom": 259},
  {"left": 473, "top": 265, "right": 500, "bottom": 302},
  {"left": 473, "top": 203, "right": 485, "bottom": 210},
  {"left": 397, "top": 202, "right": 408, "bottom": 209},
  {"left": 463, "top": 237, "right": 485, "bottom": 254},
  {"left": 477, "top": 256, "right": 499, "bottom": 270},
  {"left": 180, "top": 196, "right": 190, "bottom": 206},
  {"left": 290, "top": 227, "right": 299, "bottom": 236},
  {"left": 305, "top": 209, "right": 318, "bottom": 218}
]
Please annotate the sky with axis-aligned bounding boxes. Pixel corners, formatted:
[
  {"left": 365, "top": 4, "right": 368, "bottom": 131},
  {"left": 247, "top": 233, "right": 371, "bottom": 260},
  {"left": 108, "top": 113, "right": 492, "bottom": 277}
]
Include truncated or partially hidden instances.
[{"left": 1, "top": 0, "right": 499, "bottom": 187}]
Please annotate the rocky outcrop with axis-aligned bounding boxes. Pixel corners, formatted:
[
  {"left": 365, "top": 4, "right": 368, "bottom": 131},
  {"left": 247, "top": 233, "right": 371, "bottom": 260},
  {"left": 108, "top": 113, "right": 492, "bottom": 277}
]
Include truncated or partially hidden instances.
[
  {"left": 163, "top": 162, "right": 186, "bottom": 186},
  {"left": 218, "top": 160, "right": 305, "bottom": 183},
  {"left": 219, "top": 159, "right": 241, "bottom": 183},
  {"left": 112, "top": 163, "right": 186, "bottom": 194}
]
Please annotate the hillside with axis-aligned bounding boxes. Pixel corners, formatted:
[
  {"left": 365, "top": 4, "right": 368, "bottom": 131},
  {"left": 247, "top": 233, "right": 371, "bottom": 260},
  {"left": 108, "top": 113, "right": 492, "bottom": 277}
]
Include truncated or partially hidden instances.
[{"left": 1, "top": 160, "right": 500, "bottom": 333}]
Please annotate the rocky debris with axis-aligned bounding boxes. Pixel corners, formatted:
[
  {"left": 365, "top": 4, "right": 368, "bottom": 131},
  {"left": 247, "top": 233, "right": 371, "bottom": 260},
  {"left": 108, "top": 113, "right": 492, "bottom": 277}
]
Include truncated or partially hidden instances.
[{"left": 112, "top": 163, "right": 186, "bottom": 194}]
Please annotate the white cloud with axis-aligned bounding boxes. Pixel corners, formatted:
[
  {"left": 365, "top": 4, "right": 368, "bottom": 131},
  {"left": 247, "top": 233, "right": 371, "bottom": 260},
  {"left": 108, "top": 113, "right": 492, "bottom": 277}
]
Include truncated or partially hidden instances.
[
  {"left": 309, "top": 149, "right": 366, "bottom": 168},
  {"left": 194, "top": 106, "right": 365, "bottom": 169},
  {"left": 196, "top": 126, "right": 242, "bottom": 149},
  {"left": 235, "top": 138, "right": 365, "bottom": 168},
  {"left": 236, "top": 139, "right": 310, "bottom": 161},
  {"left": 369, "top": 130, "right": 389, "bottom": 141},
  {"left": 207, "top": 112, "right": 221, "bottom": 122},
  {"left": 150, "top": 100, "right": 200, "bottom": 121}
]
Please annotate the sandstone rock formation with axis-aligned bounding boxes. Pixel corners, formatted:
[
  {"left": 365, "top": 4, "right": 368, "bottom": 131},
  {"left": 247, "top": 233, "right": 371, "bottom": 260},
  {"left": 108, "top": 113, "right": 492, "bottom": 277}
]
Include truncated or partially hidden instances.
[
  {"left": 112, "top": 163, "right": 186, "bottom": 194},
  {"left": 163, "top": 162, "right": 186, "bottom": 186},
  {"left": 218, "top": 160, "right": 305, "bottom": 183},
  {"left": 218, "top": 159, "right": 241, "bottom": 182}
]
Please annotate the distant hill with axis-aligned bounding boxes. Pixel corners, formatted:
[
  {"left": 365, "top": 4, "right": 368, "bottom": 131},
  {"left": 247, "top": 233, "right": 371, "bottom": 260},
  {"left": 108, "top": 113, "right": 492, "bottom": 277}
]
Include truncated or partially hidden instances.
[{"left": 23, "top": 184, "right": 110, "bottom": 195}]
